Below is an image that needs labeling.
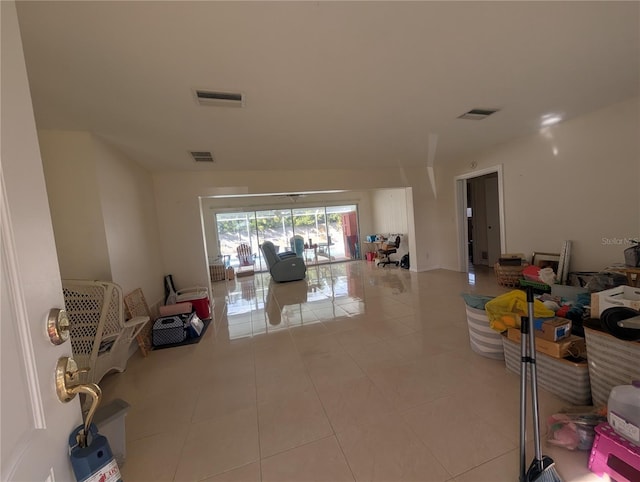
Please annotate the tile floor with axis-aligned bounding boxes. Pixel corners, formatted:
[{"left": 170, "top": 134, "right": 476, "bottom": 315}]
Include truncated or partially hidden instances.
[{"left": 100, "top": 262, "right": 603, "bottom": 482}]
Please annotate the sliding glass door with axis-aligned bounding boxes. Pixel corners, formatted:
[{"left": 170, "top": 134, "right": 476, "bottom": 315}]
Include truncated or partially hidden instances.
[
  {"left": 254, "top": 209, "right": 293, "bottom": 270},
  {"left": 215, "top": 204, "right": 359, "bottom": 271}
]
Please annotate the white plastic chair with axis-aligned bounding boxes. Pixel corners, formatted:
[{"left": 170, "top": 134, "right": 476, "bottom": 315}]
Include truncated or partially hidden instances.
[{"left": 62, "top": 280, "right": 149, "bottom": 384}]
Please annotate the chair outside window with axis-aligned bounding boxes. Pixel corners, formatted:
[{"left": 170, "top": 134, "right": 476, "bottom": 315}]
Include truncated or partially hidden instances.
[
  {"left": 290, "top": 235, "right": 305, "bottom": 257},
  {"left": 237, "top": 243, "right": 255, "bottom": 276}
]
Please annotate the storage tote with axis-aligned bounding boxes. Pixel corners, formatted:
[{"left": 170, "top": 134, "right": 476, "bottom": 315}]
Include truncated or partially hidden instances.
[
  {"left": 152, "top": 315, "right": 186, "bottom": 346},
  {"left": 176, "top": 287, "right": 211, "bottom": 320},
  {"left": 591, "top": 286, "right": 640, "bottom": 318},
  {"left": 589, "top": 423, "right": 640, "bottom": 482}
]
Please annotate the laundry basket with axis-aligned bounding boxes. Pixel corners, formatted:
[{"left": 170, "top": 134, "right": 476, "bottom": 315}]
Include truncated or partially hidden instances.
[{"left": 462, "top": 294, "right": 503, "bottom": 359}]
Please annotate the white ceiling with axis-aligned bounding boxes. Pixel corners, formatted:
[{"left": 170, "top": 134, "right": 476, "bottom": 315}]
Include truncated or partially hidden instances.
[{"left": 15, "top": 1, "right": 640, "bottom": 172}]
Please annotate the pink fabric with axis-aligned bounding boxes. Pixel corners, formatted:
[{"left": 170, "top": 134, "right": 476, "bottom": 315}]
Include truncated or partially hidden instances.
[{"left": 159, "top": 302, "right": 192, "bottom": 317}]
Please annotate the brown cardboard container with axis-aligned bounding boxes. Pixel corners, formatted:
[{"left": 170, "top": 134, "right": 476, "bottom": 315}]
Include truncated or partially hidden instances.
[
  {"left": 507, "top": 328, "right": 585, "bottom": 359},
  {"left": 537, "top": 317, "right": 572, "bottom": 341}
]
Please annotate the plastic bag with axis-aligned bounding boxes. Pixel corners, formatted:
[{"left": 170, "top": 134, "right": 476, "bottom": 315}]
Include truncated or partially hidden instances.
[
  {"left": 484, "top": 290, "right": 554, "bottom": 332},
  {"left": 546, "top": 408, "right": 606, "bottom": 451},
  {"left": 538, "top": 267, "right": 557, "bottom": 286}
]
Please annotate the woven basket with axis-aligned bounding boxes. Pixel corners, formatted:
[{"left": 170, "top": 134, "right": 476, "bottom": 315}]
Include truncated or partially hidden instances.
[
  {"left": 494, "top": 262, "right": 529, "bottom": 288},
  {"left": 584, "top": 327, "right": 640, "bottom": 407}
]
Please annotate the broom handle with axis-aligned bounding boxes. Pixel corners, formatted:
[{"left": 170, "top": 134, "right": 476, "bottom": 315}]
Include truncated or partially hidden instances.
[
  {"left": 527, "top": 286, "right": 544, "bottom": 466},
  {"left": 519, "top": 305, "right": 528, "bottom": 482}
]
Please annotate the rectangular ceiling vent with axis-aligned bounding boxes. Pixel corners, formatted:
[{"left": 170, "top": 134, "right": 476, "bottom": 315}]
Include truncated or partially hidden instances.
[
  {"left": 194, "top": 89, "right": 244, "bottom": 107},
  {"left": 190, "top": 151, "right": 214, "bottom": 163},
  {"left": 458, "top": 108, "right": 500, "bottom": 120}
]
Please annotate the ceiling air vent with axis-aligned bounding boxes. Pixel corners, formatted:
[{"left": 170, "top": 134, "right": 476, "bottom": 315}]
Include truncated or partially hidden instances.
[
  {"left": 190, "top": 151, "right": 214, "bottom": 163},
  {"left": 458, "top": 108, "right": 500, "bottom": 120},
  {"left": 194, "top": 89, "right": 244, "bottom": 107}
]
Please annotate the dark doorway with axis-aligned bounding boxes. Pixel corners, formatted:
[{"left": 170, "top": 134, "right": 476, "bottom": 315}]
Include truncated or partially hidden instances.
[{"left": 466, "top": 173, "right": 500, "bottom": 267}]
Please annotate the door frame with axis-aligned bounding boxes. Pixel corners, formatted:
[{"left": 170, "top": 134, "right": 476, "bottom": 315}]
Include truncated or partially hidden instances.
[{"left": 454, "top": 165, "right": 506, "bottom": 273}]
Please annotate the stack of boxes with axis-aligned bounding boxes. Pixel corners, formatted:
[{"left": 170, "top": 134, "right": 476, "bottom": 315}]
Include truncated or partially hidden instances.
[{"left": 506, "top": 317, "right": 585, "bottom": 359}]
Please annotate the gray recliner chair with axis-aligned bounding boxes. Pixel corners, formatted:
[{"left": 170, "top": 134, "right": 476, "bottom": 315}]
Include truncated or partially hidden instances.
[{"left": 260, "top": 241, "right": 306, "bottom": 282}]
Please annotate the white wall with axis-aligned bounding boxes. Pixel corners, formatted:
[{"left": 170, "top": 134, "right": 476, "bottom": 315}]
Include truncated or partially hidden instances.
[
  {"left": 371, "top": 188, "right": 408, "bottom": 234},
  {"left": 39, "top": 131, "right": 165, "bottom": 304},
  {"left": 93, "top": 137, "right": 164, "bottom": 302},
  {"left": 39, "top": 130, "right": 112, "bottom": 280},
  {"left": 438, "top": 97, "right": 640, "bottom": 272}
]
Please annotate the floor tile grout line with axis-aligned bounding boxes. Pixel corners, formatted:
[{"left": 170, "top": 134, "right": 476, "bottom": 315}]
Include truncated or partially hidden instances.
[{"left": 251, "top": 338, "right": 264, "bottom": 481}]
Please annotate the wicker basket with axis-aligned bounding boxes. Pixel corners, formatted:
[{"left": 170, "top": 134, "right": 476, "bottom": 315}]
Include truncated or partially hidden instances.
[{"left": 494, "top": 262, "right": 529, "bottom": 288}]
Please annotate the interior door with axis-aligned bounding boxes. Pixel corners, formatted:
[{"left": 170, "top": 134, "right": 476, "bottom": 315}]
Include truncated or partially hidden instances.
[
  {"left": 1, "top": 2, "right": 80, "bottom": 480},
  {"left": 485, "top": 175, "right": 501, "bottom": 266}
]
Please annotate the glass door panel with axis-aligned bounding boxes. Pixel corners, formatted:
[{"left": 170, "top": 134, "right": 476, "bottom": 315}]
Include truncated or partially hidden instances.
[
  {"left": 214, "top": 203, "right": 360, "bottom": 272},
  {"left": 292, "top": 207, "right": 327, "bottom": 263},
  {"left": 215, "top": 211, "right": 259, "bottom": 270},
  {"left": 327, "top": 204, "right": 358, "bottom": 260}
]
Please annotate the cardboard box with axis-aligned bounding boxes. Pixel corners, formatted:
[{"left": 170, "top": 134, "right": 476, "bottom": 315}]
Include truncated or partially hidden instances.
[
  {"left": 537, "top": 317, "right": 572, "bottom": 341},
  {"left": 591, "top": 285, "right": 640, "bottom": 318},
  {"left": 507, "top": 328, "right": 585, "bottom": 359}
]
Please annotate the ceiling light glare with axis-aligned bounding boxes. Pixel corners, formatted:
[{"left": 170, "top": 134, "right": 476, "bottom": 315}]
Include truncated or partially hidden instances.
[{"left": 541, "top": 114, "right": 562, "bottom": 127}]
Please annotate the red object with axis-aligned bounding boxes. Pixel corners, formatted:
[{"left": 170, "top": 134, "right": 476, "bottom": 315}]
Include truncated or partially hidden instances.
[
  {"left": 589, "top": 423, "right": 640, "bottom": 482},
  {"left": 556, "top": 305, "right": 570, "bottom": 318},
  {"left": 176, "top": 290, "right": 211, "bottom": 320},
  {"left": 366, "top": 252, "right": 376, "bottom": 261},
  {"left": 522, "top": 265, "right": 542, "bottom": 281}
]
